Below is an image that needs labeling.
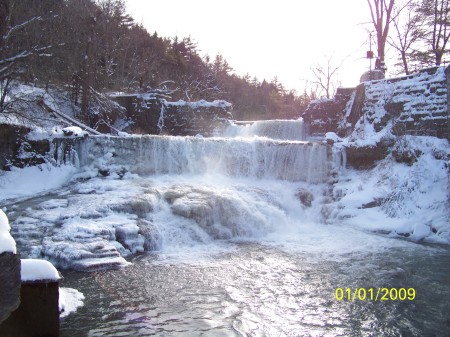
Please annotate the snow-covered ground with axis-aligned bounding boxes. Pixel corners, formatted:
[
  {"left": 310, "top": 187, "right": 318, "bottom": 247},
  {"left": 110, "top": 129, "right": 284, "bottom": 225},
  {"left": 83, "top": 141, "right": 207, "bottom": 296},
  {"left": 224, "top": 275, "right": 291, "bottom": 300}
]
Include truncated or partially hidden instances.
[
  {"left": 0, "top": 165, "right": 78, "bottom": 201},
  {"left": 0, "top": 82, "right": 80, "bottom": 133},
  {"left": 330, "top": 135, "right": 449, "bottom": 243}
]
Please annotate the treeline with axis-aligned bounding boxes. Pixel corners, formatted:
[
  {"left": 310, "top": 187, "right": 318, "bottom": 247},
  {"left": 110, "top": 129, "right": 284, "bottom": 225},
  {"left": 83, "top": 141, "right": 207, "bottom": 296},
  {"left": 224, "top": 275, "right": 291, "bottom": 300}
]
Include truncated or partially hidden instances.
[{"left": 0, "top": 0, "right": 310, "bottom": 122}]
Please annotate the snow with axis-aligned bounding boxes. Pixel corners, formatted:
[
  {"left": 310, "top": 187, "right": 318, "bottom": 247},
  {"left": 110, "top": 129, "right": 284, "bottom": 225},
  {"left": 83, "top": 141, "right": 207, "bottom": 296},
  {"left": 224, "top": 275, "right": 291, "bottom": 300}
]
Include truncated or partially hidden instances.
[
  {"left": 59, "top": 287, "right": 85, "bottom": 318},
  {"left": 62, "top": 126, "right": 88, "bottom": 137},
  {"left": 166, "top": 99, "right": 232, "bottom": 109},
  {"left": 325, "top": 132, "right": 340, "bottom": 142},
  {"left": 21, "top": 258, "right": 61, "bottom": 282},
  {"left": 0, "top": 209, "right": 16, "bottom": 253},
  {"left": 0, "top": 165, "right": 77, "bottom": 202},
  {"left": 0, "top": 82, "right": 101, "bottom": 140},
  {"left": 331, "top": 136, "right": 450, "bottom": 244},
  {"left": 345, "top": 67, "right": 447, "bottom": 147}
]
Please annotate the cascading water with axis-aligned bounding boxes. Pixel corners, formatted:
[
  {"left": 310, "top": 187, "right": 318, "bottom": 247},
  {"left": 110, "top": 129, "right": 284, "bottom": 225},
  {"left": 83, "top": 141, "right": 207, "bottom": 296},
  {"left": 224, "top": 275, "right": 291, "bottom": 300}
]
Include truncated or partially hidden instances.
[
  {"left": 224, "top": 119, "right": 306, "bottom": 141},
  {"left": 82, "top": 135, "right": 330, "bottom": 183},
  {"left": 21, "top": 125, "right": 331, "bottom": 272},
  {"left": 7, "top": 119, "right": 449, "bottom": 337}
]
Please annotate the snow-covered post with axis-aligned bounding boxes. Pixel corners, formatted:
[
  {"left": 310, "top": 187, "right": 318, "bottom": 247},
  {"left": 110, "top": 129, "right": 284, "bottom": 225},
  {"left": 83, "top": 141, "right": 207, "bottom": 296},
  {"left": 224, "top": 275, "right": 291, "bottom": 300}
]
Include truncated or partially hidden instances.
[
  {"left": 1, "top": 258, "right": 61, "bottom": 336},
  {"left": 0, "top": 209, "right": 20, "bottom": 325},
  {"left": 0, "top": 210, "right": 62, "bottom": 336}
]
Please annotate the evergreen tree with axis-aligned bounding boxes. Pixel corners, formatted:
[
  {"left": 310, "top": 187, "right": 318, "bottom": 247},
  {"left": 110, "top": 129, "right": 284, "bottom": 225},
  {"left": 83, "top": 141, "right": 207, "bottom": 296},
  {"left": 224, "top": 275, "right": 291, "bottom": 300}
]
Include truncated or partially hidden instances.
[{"left": 413, "top": 0, "right": 450, "bottom": 66}]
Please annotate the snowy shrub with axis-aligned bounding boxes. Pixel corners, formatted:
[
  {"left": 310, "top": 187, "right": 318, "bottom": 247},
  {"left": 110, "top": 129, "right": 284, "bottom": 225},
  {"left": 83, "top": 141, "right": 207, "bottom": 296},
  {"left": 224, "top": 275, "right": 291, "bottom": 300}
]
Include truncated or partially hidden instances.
[{"left": 391, "top": 140, "right": 423, "bottom": 165}]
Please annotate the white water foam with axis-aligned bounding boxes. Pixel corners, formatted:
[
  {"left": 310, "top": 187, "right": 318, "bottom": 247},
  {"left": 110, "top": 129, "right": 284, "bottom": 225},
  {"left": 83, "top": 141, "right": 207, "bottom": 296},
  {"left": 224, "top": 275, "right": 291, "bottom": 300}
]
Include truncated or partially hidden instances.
[{"left": 81, "top": 135, "right": 329, "bottom": 183}]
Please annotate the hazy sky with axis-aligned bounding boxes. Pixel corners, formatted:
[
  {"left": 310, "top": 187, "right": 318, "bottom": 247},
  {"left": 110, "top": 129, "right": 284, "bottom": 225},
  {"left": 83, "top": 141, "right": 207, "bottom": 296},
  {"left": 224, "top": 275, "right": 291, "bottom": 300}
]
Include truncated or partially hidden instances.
[{"left": 126, "top": 0, "right": 375, "bottom": 94}]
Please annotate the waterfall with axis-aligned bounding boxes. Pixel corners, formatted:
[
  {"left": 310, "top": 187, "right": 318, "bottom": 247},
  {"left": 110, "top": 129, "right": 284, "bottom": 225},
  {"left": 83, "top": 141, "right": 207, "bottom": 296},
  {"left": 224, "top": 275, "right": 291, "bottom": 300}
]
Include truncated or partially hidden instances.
[
  {"left": 24, "top": 121, "right": 333, "bottom": 272},
  {"left": 47, "top": 118, "right": 330, "bottom": 184},
  {"left": 81, "top": 135, "right": 329, "bottom": 183},
  {"left": 224, "top": 119, "right": 306, "bottom": 141},
  {"left": 49, "top": 138, "right": 87, "bottom": 167}
]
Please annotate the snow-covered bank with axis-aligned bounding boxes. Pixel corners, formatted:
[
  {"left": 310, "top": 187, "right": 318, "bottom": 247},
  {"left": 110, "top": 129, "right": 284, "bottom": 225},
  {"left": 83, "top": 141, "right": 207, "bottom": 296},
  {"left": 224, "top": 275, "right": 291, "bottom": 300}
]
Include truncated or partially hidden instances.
[
  {"left": 0, "top": 165, "right": 78, "bottom": 202},
  {"left": 330, "top": 135, "right": 449, "bottom": 244}
]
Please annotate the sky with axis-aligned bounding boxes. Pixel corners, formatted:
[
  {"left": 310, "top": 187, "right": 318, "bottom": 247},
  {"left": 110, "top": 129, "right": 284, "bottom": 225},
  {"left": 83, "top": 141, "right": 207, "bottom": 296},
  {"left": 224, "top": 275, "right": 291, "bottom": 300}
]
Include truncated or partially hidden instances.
[{"left": 125, "top": 0, "right": 375, "bottom": 95}]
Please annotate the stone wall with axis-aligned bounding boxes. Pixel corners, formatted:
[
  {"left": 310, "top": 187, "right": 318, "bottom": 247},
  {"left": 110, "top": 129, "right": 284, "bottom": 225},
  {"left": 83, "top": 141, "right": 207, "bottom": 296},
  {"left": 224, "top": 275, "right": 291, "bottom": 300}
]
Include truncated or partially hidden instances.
[
  {"left": 112, "top": 93, "right": 162, "bottom": 135},
  {"left": 0, "top": 124, "right": 51, "bottom": 170},
  {"left": 303, "top": 66, "right": 449, "bottom": 141},
  {"left": 112, "top": 94, "right": 233, "bottom": 136},
  {"left": 302, "top": 88, "right": 354, "bottom": 136},
  {"left": 344, "top": 66, "right": 449, "bottom": 140},
  {"left": 162, "top": 100, "right": 233, "bottom": 136}
]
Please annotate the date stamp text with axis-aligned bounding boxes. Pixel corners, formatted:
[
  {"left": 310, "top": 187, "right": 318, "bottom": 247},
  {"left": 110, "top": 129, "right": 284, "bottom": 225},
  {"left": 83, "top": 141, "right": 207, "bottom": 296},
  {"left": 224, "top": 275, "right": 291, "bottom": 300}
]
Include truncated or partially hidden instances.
[{"left": 335, "top": 287, "right": 416, "bottom": 301}]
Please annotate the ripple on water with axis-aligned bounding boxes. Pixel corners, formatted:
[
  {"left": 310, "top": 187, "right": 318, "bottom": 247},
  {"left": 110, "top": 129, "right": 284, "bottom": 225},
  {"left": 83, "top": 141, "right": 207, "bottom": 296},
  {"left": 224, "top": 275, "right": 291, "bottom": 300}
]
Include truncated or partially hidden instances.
[{"left": 59, "top": 243, "right": 450, "bottom": 337}]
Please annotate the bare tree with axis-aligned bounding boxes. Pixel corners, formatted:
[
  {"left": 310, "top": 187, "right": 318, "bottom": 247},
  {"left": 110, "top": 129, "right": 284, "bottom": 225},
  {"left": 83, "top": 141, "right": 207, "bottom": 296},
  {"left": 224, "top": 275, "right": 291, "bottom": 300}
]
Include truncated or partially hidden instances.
[
  {"left": 310, "top": 55, "right": 344, "bottom": 99},
  {"left": 0, "top": 0, "right": 59, "bottom": 113},
  {"left": 367, "top": 0, "right": 396, "bottom": 71},
  {"left": 388, "top": 0, "right": 423, "bottom": 74},
  {"left": 415, "top": 0, "right": 450, "bottom": 66}
]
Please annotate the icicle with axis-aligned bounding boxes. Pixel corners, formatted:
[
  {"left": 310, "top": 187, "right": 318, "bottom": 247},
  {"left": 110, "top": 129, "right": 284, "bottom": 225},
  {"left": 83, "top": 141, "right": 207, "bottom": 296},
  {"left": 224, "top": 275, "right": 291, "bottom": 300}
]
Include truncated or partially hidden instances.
[
  {"left": 157, "top": 100, "right": 166, "bottom": 134},
  {"left": 79, "top": 135, "right": 330, "bottom": 183}
]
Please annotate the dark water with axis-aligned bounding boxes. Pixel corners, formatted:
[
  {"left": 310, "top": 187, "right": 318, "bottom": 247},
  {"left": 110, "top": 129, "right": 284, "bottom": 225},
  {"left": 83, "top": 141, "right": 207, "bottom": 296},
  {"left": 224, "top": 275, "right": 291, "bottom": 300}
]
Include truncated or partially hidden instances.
[
  {"left": 59, "top": 241, "right": 450, "bottom": 337},
  {"left": 4, "top": 175, "right": 449, "bottom": 336}
]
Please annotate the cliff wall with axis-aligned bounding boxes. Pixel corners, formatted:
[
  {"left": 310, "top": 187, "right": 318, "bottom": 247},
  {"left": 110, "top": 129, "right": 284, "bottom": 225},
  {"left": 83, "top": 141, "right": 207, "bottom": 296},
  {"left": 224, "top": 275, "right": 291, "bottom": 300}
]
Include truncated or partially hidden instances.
[{"left": 112, "top": 94, "right": 232, "bottom": 136}]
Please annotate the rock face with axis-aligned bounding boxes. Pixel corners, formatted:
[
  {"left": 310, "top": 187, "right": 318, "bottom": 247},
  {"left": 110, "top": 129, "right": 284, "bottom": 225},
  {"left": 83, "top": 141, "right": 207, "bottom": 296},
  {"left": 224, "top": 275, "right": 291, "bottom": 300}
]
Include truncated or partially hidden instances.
[
  {"left": 295, "top": 188, "right": 314, "bottom": 207},
  {"left": 345, "top": 139, "right": 394, "bottom": 169},
  {"left": 0, "top": 124, "right": 52, "bottom": 170},
  {"left": 112, "top": 93, "right": 233, "bottom": 136},
  {"left": 162, "top": 100, "right": 233, "bottom": 136},
  {"left": 0, "top": 252, "right": 21, "bottom": 325},
  {"left": 302, "top": 88, "right": 354, "bottom": 136}
]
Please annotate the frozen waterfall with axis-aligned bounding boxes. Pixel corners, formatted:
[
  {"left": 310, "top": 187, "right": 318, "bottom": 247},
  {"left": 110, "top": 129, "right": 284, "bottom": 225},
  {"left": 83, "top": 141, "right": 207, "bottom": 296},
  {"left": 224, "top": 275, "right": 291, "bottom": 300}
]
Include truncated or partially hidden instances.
[
  {"left": 224, "top": 119, "right": 306, "bottom": 141},
  {"left": 78, "top": 135, "right": 330, "bottom": 183}
]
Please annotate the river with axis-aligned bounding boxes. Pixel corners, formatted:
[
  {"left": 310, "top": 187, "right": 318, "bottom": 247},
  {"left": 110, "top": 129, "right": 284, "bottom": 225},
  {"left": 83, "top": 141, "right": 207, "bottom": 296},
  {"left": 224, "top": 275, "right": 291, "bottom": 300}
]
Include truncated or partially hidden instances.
[{"left": 58, "top": 237, "right": 450, "bottom": 336}]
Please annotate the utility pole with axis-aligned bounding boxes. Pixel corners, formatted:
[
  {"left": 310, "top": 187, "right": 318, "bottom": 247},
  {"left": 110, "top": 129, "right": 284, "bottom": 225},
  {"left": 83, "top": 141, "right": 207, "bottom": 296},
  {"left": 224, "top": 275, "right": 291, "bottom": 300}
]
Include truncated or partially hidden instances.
[{"left": 367, "top": 32, "right": 374, "bottom": 81}]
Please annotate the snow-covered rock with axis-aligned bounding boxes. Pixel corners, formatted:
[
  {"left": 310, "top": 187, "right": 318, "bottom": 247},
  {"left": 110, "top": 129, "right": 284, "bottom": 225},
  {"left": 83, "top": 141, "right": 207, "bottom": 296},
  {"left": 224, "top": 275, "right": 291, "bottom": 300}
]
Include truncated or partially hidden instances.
[
  {"left": 347, "top": 66, "right": 448, "bottom": 143},
  {"left": 330, "top": 135, "right": 450, "bottom": 244},
  {"left": 111, "top": 93, "right": 233, "bottom": 136},
  {"left": 62, "top": 126, "right": 88, "bottom": 137}
]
